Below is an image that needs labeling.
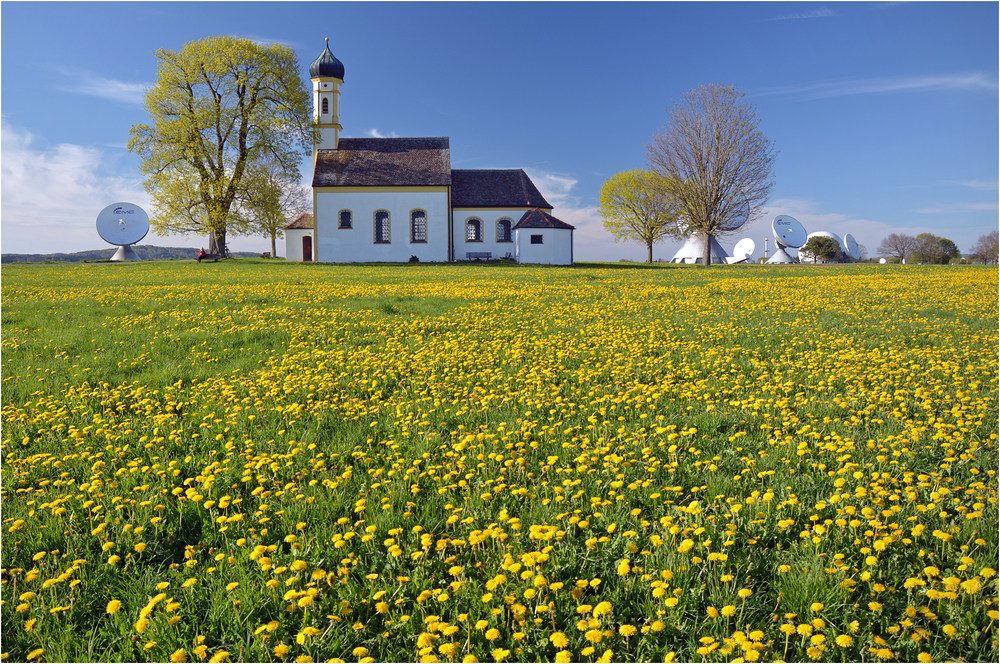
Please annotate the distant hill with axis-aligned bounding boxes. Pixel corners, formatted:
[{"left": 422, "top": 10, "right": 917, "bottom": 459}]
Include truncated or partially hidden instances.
[{"left": 1, "top": 246, "right": 263, "bottom": 264}]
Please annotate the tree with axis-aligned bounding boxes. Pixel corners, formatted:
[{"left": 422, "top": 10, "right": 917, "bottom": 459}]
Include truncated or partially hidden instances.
[
  {"left": 128, "top": 36, "right": 312, "bottom": 256},
  {"left": 877, "top": 233, "right": 917, "bottom": 263},
  {"left": 801, "top": 235, "right": 842, "bottom": 263},
  {"left": 241, "top": 165, "right": 310, "bottom": 258},
  {"left": 910, "top": 233, "right": 961, "bottom": 264},
  {"left": 598, "top": 170, "right": 679, "bottom": 263},
  {"left": 969, "top": 230, "right": 999, "bottom": 264},
  {"left": 647, "top": 84, "right": 776, "bottom": 266}
]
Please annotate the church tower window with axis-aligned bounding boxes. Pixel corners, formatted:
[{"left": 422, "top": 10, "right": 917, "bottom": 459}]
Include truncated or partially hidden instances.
[
  {"left": 374, "top": 210, "right": 391, "bottom": 244},
  {"left": 466, "top": 218, "right": 483, "bottom": 242},
  {"left": 322, "top": 97, "right": 330, "bottom": 115},
  {"left": 410, "top": 210, "right": 428, "bottom": 243}
]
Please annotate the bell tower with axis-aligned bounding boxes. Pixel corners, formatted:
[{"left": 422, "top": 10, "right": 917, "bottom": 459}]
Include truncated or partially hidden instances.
[{"left": 309, "top": 37, "right": 345, "bottom": 155}]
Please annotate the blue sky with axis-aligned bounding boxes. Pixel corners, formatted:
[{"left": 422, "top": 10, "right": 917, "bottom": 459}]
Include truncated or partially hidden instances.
[{"left": 2, "top": 1, "right": 997, "bottom": 260}]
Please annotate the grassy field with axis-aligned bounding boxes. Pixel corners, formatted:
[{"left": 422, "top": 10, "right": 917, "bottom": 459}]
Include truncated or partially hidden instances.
[{"left": 1, "top": 260, "right": 997, "bottom": 663}]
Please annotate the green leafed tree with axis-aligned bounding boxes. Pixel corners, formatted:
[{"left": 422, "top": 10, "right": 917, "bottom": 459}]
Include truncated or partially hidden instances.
[
  {"left": 128, "top": 36, "right": 312, "bottom": 255},
  {"left": 648, "top": 84, "right": 776, "bottom": 266},
  {"left": 598, "top": 170, "right": 679, "bottom": 263},
  {"left": 240, "top": 164, "right": 310, "bottom": 258},
  {"left": 801, "top": 235, "right": 842, "bottom": 263},
  {"left": 910, "top": 233, "right": 961, "bottom": 264}
]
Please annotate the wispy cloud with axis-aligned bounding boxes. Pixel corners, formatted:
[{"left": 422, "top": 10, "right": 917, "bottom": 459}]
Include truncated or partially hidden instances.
[
  {"left": 952, "top": 179, "right": 998, "bottom": 190},
  {"left": 0, "top": 121, "right": 189, "bottom": 254},
  {"left": 914, "top": 202, "right": 999, "bottom": 214},
  {"left": 54, "top": 68, "right": 147, "bottom": 105},
  {"left": 754, "top": 73, "right": 998, "bottom": 99},
  {"left": 363, "top": 128, "right": 400, "bottom": 139},
  {"left": 767, "top": 9, "right": 836, "bottom": 21}
]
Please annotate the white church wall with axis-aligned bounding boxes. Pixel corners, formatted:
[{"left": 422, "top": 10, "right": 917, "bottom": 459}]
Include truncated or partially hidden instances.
[
  {"left": 515, "top": 228, "right": 574, "bottom": 265},
  {"left": 315, "top": 188, "right": 450, "bottom": 262},
  {"left": 451, "top": 208, "right": 528, "bottom": 261}
]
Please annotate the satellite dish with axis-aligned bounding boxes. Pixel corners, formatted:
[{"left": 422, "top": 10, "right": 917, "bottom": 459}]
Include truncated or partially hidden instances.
[
  {"left": 96, "top": 202, "right": 149, "bottom": 261},
  {"left": 879, "top": 257, "right": 887, "bottom": 264},
  {"left": 844, "top": 233, "right": 861, "bottom": 261},
  {"left": 772, "top": 215, "right": 807, "bottom": 249},
  {"left": 718, "top": 195, "right": 751, "bottom": 232},
  {"left": 733, "top": 237, "right": 756, "bottom": 262}
]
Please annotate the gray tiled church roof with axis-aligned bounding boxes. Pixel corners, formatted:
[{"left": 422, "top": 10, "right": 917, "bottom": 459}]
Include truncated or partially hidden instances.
[
  {"left": 451, "top": 169, "right": 552, "bottom": 209},
  {"left": 313, "top": 138, "right": 452, "bottom": 187},
  {"left": 514, "top": 208, "right": 575, "bottom": 230}
]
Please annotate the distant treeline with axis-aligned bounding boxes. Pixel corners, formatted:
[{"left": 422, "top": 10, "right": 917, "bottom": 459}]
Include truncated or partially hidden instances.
[{"left": 1, "top": 246, "right": 262, "bottom": 264}]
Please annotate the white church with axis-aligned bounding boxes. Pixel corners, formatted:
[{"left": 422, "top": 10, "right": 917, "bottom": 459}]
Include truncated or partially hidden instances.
[{"left": 286, "top": 39, "right": 575, "bottom": 265}]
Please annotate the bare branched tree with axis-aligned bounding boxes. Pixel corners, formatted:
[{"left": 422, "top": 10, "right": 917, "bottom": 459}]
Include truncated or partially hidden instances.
[
  {"left": 648, "top": 84, "right": 776, "bottom": 265},
  {"left": 877, "top": 233, "right": 918, "bottom": 262},
  {"left": 969, "top": 229, "right": 999, "bottom": 264}
]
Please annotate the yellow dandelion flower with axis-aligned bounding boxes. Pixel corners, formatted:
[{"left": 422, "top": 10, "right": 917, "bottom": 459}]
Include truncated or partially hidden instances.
[
  {"left": 835, "top": 634, "right": 854, "bottom": 648},
  {"left": 107, "top": 599, "right": 122, "bottom": 615},
  {"left": 170, "top": 649, "right": 188, "bottom": 662},
  {"left": 738, "top": 588, "right": 753, "bottom": 599},
  {"left": 619, "top": 624, "right": 637, "bottom": 637},
  {"left": 27, "top": 648, "right": 44, "bottom": 661},
  {"left": 550, "top": 632, "right": 570, "bottom": 648},
  {"left": 485, "top": 628, "right": 500, "bottom": 641}
]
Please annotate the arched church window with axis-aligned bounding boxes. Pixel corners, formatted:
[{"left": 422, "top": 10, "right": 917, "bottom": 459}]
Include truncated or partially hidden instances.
[
  {"left": 410, "top": 210, "right": 427, "bottom": 243},
  {"left": 322, "top": 97, "right": 330, "bottom": 115},
  {"left": 339, "top": 209, "right": 352, "bottom": 229},
  {"left": 496, "top": 219, "right": 513, "bottom": 243},
  {"left": 374, "top": 210, "right": 391, "bottom": 244},
  {"left": 466, "top": 218, "right": 482, "bottom": 242}
]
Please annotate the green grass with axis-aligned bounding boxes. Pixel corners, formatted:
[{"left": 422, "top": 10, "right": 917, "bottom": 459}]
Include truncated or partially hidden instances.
[{"left": 1, "top": 260, "right": 997, "bottom": 663}]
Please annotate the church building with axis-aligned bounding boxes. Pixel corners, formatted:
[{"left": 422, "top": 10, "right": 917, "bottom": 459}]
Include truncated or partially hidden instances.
[{"left": 287, "top": 39, "right": 575, "bottom": 264}]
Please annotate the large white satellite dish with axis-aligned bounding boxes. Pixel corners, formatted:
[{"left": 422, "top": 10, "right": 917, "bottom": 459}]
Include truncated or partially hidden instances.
[
  {"left": 732, "top": 237, "right": 755, "bottom": 262},
  {"left": 96, "top": 202, "right": 149, "bottom": 261},
  {"left": 844, "top": 233, "right": 861, "bottom": 261},
  {"left": 772, "top": 215, "right": 807, "bottom": 249}
]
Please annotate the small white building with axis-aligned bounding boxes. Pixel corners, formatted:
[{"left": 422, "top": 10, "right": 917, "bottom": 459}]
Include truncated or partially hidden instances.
[
  {"left": 285, "top": 213, "right": 315, "bottom": 262},
  {"left": 287, "top": 39, "right": 574, "bottom": 265}
]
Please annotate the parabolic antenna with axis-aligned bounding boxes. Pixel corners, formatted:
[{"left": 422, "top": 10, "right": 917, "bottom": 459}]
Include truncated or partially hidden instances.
[
  {"left": 879, "top": 257, "right": 887, "bottom": 264},
  {"left": 732, "top": 237, "right": 756, "bottom": 262},
  {"left": 718, "top": 195, "right": 751, "bottom": 232},
  {"left": 96, "top": 202, "right": 149, "bottom": 261},
  {"left": 772, "top": 215, "right": 807, "bottom": 249},
  {"left": 844, "top": 233, "right": 861, "bottom": 261}
]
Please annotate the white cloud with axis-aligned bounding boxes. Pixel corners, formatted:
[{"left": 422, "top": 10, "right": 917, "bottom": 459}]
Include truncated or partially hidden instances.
[
  {"left": 914, "top": 202, "right": 999, "bottom": 214},
  {"left": 768, "top": 9, "right": 836, "bottom": 21},
  {"left": 363, "top": 128, "right": 399, "bottom": 139},
  {"left": 0, "top": 121, "right": 205, "bottom": 255},
  {"left": 55, "top": 68, "right": 148, "bottom": 106},
  {"left": 952, "top": 179, "right": 998, "bottom": 190},
  {"left": 754, "top": 73, "right": 998, "bottom": 100}
]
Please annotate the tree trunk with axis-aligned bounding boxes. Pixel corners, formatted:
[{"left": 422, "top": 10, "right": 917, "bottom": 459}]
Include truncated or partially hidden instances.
[
  {"left": 209, "top": 229, "right": 227, "bottom": 256},
  {"left": 271, "top": 232, "right": 277, "bottom": 259},
  {"left": 647, "top": 241, "right": 653, "bottom": 263},
  {"left": 702, "top": 231, "right": 712, "bottom": 266}
]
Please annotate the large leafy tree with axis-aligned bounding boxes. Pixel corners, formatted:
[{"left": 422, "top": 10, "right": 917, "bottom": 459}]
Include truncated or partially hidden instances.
[
  {"left": 648, "top": 84, "right": 775, "bottom": 266},
  {"left": 911, "top": 233, "right": 961, "bottom": 264},
  {"left": 801, "top": 235, "right": 842, "bottom": 263},
  {"left": 128, "top": 36, "right": 312, "bottom": 255},
  {"left": 598, "top": 170, "right": 679, "bottom": 263}
]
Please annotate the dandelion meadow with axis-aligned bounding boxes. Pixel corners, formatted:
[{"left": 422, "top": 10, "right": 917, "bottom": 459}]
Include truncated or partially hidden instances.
[{"left": 1, "top": 261, "right": 997, "bottom": 663}]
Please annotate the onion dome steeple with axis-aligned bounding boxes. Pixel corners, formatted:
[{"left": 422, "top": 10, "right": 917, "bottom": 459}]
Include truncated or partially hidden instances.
[{"left": 309, "top": 37, "right": 345, "bottom": 80}]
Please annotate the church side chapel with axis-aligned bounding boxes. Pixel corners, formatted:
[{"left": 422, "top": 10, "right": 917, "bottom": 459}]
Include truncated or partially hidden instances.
[{"left": 286, "top": 39, "right": 575, "bottom": 265}]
